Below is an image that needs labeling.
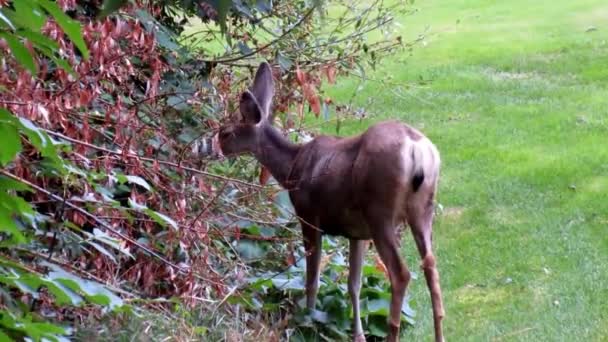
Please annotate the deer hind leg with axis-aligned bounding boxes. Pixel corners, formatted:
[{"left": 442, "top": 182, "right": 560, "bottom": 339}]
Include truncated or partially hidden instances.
[
  {"left": 369, "top": 219, "right": 411, "bottom": 342},
  {"left": 408, "top": 199, "right": 445, "bottom": 342},
  {"left": 349, "top": 239, "right": 368, "bottom": 341}
]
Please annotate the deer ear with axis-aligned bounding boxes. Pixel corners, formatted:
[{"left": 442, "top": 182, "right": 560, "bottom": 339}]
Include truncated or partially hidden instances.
[
  {"left": 239, "top": 90, "right": 263, "bottom": 124},
  {"left": 250, "top": 62, "right": 274, "bottom": 117}
]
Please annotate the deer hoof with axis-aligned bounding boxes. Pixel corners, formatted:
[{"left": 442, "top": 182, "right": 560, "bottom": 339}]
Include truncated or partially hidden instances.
[{"left": 353, "top": 333, "right": 366, "bottom": 342}]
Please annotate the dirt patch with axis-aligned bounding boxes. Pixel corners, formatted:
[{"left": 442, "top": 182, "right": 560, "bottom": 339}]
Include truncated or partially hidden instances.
[
  {"left": 441, "top": 206, "right": 466, "bottom": 221},
  {"left": 483, "top": 67, "right": 538, "bottom": 82}
]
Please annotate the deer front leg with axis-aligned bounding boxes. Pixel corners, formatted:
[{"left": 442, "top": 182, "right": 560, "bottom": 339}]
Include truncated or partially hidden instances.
[
  {"left": 301, "top": 220, "right": 322, "bottom": 310},
  {"left": 349, "top": 239, "right": 368, "bottom": 342}
]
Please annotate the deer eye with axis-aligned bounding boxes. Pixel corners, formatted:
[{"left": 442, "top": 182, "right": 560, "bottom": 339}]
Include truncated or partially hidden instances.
[{"left": 219, "top": 128, "right": 233, "bottom": 140}]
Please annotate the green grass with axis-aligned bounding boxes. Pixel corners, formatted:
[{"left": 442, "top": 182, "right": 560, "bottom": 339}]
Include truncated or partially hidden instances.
[{"left": 320, "top": 0, "right": 608, "bottom": 340}]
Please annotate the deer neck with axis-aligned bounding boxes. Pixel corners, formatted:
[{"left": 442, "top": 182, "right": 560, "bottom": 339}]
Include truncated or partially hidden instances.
[{"left": 254, "top": 125, "right": 301, "bottom": 188}]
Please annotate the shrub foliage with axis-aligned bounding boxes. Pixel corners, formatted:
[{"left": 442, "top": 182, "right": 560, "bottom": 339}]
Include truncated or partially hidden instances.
[{"left": 0, "top": 0, "right": 415, "bottom": 339}]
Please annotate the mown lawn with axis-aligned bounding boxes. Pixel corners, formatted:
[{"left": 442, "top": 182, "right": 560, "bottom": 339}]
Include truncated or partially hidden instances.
[{"left": 321, "top": 0, "right": 608, "bottom": 340}]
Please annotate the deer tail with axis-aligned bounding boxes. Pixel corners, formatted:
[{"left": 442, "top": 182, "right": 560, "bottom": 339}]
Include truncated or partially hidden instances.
[{"left": 410, "top": 139, "right": 439, "bottom": 192}]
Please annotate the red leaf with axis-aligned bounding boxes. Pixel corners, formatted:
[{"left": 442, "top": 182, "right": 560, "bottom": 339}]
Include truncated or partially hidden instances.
[
  {"left": 259, "top": 165, "right": 271, "bottom": 185},
  {"left": 324, "top": 64, "right": 337, "bottom": 84},
  {"left": 295, "top": 65, "right": 306, "bottom": 85},
  {"left": 303, "top": 83, "right": 321, "bottom": 116},
  {"left": 374, "top": 254, "right": 389, "bottom": 278}
]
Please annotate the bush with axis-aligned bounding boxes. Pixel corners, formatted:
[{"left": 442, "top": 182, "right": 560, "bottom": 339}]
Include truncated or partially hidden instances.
[{"left": 0, "top": 0, "right": 413, "bottom": 339}]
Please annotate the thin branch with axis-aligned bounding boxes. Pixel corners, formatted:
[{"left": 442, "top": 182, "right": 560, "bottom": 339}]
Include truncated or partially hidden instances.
[
  {"left": 15, "top": 248, "right": 140, "bottom": 298},
  {"left": 207, "top": 6, "right": 316, "bottom": 64},
  {"left": 188, "top": 181, "right": 229, "bottom": 228},
  {"left": 43, "top": 128, "right": 265, "bottom": 189}
]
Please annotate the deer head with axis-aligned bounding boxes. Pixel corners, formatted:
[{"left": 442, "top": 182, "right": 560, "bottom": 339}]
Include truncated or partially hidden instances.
[{"left": 215, "top": 62, "right": 275, "bottom": 157}]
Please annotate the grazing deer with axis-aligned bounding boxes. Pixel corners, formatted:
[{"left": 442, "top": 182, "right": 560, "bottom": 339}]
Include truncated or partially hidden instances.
[{"left": 200, "top": 62, "right": 445, "bottom": 342}]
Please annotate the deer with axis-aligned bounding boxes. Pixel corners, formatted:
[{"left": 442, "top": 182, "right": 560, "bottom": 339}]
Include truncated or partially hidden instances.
[{"left": 199, "top": 62, "right": 445, "bottom": 342}]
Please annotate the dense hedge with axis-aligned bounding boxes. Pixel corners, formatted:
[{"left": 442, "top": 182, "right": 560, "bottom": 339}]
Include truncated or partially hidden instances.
[{"left": 0, "top": 0, "right": 414, "bottom": 339}]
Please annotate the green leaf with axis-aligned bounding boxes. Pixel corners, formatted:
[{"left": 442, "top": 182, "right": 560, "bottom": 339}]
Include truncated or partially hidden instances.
[
  {"left": 0, "top": 122, "right": 22, "bottom": 165},
  {"left": 91, "top": 228, "right": 133, "bottom": 259},
  {"left": 0, "top": 32, "right": 36, "bottom": 74},
  {"left": 99, "top": 0, "right": 129, "bottom": 19},
  {"left": 17, "top": 29, "right": 59, "bottom": 51},
  {"left": 367, "top": 318, "right": 389, "bottom": 337},
  {"left": 367, "top": 298, "right": 390, "bottom": 316},
  {"left": 271, "top": 276, "right": 305, "bottom": 290},
  {"left": 37, "top": 0, "right": 89, "bottom": 59},
  {"left": 128, "top": 199, "right": 178, "bottom": 230},
  {"left": 235, "top": 240, "right": 266, "bottom": 260},
  {"left": 145, "top": 209, "right": 178, "bottom": 230},
  {"left": 87, "top": 241, "right": 117, "bottom": 263},
  {"left": 45, "top": 278, "right": 83, "bottom": 305},
  {"left": 0, "top": 108, "right": 17, "bottom": 124},
  {"left": 13, "top": 0, "right": 46, "bottom": 31},
  {"left": 167, "top": 95, "right": 189, "bottom": 111},
  {"left": 50, "top": 55, "right": 75, "bottom": 75},
  {"left": 401, "top": 297, "right": 416, "bottom": 318},
  {"left": 310, "top": 309, "right": 329, "bottom": 323},
  {"left": 125, "top": 175, "right": 152, "bottom": 191},
  {"left": 0, "top": 329, "right": 12, "bottom": 341},
  {"left": 0, "top": 195, "right": 28, "bottom": 244},
  {"left": 17, "top": 117, "right": 47, "bottom": 149},
  {"left": 43, "top": 262, "right": 123, "bottom": 309},
  {"left": 0, "top": 9, "right": 16, "bottom": 30},
  {"left": 127, "top": 198, "right": 147, "bottom": 211},
  {"left": 211, "top": 0, "right": 233, "bottom": 34},
  {"left": 133, "top": 9, "right": 180, "bottom": 51}
]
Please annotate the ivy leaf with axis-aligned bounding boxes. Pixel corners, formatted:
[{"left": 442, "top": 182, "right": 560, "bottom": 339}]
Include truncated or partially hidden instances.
[
  {"left": 367, "top": 318, "right": 389, "bottom": 337},
  {"left": 271, "top": 276, "right": 305, "bottom": 290},
  {"left": 37, "top": 0, "right": 89, "bottom": 59},
  {"left": 235, "top": 240, "right": 266, "bottom": 260},
  {"left": 310, "top": 309, "right": 329, "bottom": 323},
  {"left": 0, "top": 32, "right": 36, "bottom": 74},
  {"left": 367, "top": 298, "right": 390, "bottom": 316},
  {"left": 167, "top": 95, "right": 189, "bottom": 111},
  {"left": 44, "top": 262, "right": 123, "bottom": 310},
  {"left": 0, "top": 122, "right": 22, "bottom": 165}
]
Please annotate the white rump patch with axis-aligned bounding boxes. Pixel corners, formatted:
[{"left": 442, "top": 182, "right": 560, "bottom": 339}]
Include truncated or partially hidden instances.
[{"left": 400, "top": 136, "right": 440, "bottom": 186}]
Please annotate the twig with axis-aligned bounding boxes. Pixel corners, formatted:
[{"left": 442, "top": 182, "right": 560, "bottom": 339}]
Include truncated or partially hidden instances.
[
  {"left": 188, "top": 181, "right": 229, "bottom": 227},
  {"left": 207, "top": 7, "right": 316, "bottom": 64}
]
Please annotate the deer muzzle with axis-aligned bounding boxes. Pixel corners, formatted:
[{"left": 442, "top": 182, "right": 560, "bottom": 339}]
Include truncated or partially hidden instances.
[{"left": 193, "top": 134, "right": 224, "bottom": 159}]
